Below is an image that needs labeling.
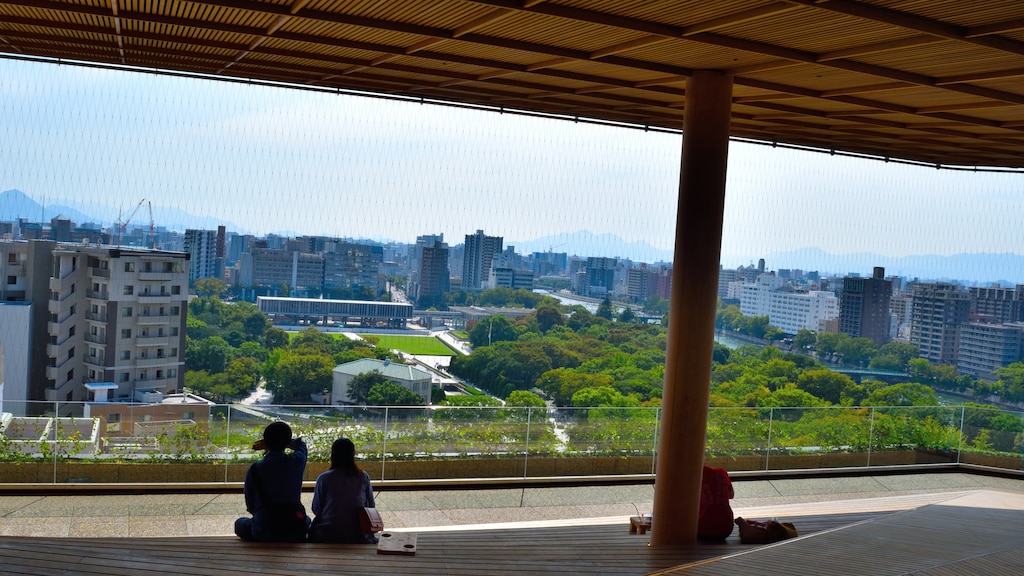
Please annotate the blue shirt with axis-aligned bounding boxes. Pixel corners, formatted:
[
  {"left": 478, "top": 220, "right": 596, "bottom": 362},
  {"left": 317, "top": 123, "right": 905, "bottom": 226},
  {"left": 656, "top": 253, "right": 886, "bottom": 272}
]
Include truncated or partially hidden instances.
[{"left": 244, "top": 439, "right": 307, "bottom": 539}]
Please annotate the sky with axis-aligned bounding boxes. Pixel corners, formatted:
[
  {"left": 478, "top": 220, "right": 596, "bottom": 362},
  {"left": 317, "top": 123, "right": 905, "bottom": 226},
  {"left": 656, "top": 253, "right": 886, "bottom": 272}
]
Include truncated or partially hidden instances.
[{"left": 1, "top": 57, "right": 1023, "bottom": 272}]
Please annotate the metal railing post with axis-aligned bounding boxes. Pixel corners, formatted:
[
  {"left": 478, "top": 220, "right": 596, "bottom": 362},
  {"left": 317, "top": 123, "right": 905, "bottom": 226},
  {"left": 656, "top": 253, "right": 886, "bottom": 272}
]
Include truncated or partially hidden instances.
[
  {"left": 867, "top": 407, "right": 875, "bottom": 467},
  {"left": 523, "top": 406, "right": 531, "bottom": 479},
  {"left": 651, "top": 406, "right": 660, "bottom": 475},
  {"left": 381, "top": 407, "right": 390, "bottom": 480},
  {"left": 225, "top": 404, "right": 231, "bottom": 483},
  {"left": 957, "top": 405, "right": 965, "bottom": 464},
  {"left": 765, "top": 407, "right": 774, "bottom": 471}
]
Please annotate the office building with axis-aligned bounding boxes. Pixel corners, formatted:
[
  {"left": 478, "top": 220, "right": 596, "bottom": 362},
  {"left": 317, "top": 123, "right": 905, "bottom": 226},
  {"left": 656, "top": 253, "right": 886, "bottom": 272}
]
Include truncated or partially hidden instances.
[
  {"left": 324, "top": 242, "right": 383, "bottom": 293},
  {"left": 740, "top": 273, "right": 839, "bottom": 335},
  {"left": 839, "top": 267, "right": 892, "bottom": 345}
]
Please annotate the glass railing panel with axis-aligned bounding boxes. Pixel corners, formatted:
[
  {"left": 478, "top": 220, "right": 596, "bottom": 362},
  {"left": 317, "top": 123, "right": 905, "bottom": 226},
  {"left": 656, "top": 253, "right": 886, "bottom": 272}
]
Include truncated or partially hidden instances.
[
  {"left": 869, "top": 405, "right": 961, "bottom": 466},
  {"left": 8, "top": 401, "right": 1024, "bottom": 484},
  {"left": 706, "top": 407, "right": 771, "bottom": 471},
  {"left": 763, "top": 406, "right": 873, "bottom": 470},
  {"left": 959, "top": 405, "right": 1024, "bottom": 471}
]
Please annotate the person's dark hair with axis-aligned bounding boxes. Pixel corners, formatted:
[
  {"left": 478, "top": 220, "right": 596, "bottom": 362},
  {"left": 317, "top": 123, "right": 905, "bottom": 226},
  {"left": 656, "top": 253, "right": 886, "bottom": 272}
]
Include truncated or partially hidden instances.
[
  {"left": 330, "top": 437, "right": 360, "bottom": 476},
  {"left": 263, "top": 421, "right": 292, "bottom": 451}
]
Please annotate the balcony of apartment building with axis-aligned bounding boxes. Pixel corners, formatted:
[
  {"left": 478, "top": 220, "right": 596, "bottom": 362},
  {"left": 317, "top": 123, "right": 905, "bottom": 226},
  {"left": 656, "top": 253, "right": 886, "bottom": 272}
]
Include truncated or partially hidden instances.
[
  {"left": 133, "top": 351, "right": 173, "bottom": 369},
  {"left": 135, "top": 310, "right": 174, "bottom": 326},
  {"left": 88, "top": 263, "right": 110, "bottom": 278},
  {"left": 137, "top": 290, "right": 173, "bottom": 304},
  {"left": 85, "top": 286, "right": 108, "bottom": 300},
  {"left": 135, "top": 330, "right": 171, "bottom": 347},
  {"left": 82, "top": 350, "right": 105, "bottom": 368},
  {"left": 46, "top": 287, "right": 79, "bottom": 317},
  {"left": 138, "top": 262, "right": 181, "bottom": 282}
]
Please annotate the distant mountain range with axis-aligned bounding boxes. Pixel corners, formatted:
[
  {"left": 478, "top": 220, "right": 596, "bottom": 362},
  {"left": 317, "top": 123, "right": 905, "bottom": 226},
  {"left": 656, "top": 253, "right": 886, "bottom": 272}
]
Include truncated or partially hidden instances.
[
  {"left": 3, "top": 189, "right": 1021, "bottom": 284},
  {"left": 0, "top": 189, "right": 239, "bottom": 233}
]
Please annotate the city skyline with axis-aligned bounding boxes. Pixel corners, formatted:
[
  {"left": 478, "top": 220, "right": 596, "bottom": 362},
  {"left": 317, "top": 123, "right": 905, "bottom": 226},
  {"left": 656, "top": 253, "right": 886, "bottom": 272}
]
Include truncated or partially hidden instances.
[{"left": 2, "top": 58, "right": 1023, "bottom": 272}]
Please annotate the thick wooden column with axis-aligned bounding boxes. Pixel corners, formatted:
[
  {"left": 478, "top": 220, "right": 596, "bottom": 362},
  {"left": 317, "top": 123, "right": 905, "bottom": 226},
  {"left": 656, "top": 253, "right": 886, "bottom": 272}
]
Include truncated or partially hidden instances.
[{"left": 651, "top": 70, "right": 733, "bottom": 546}]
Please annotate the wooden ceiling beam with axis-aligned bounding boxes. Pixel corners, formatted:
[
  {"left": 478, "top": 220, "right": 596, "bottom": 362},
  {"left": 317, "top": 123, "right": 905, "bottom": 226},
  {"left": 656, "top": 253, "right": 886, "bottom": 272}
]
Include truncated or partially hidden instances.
[
  {"left": 453, "top": 8, "right": 513, "bottom": 38},
  {"left": 967, "top": 17, "right": 1024, "bottom": 37},
  {"left": 936, "top": 67, "right": 1024, "bottom": 85},
  {"left": 815, "top": 35, "right": 944, "bottom": 62},
  {"left": 818, "top": 82, "right": 913, "bottom": 97},
  {"left": 785, "top": 0, "right": 1024, "bottom": 58},
  {"left": 917, "top": 101, "right": 1013, "bottom": 114},
  {"left": 681, "top": 2, "right": 799, "bottom": 35},
  {"left": 589, "top": 35, "right": 666, "bottom": 58},
  {"left": 466, "top": 0, "right": 1024, "bottom": 117}
]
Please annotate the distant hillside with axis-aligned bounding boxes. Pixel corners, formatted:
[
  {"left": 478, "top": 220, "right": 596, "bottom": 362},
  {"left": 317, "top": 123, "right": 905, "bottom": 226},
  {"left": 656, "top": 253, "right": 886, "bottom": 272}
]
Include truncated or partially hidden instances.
[
  {"left": 731, "top": 247, "right": 1024, "bottom": 286},
  {"left": 0, "top": 189, "right": 241, "bottom": 233},
  {"left": 511, "top": 230, "right": 673, "bottom": 263}
]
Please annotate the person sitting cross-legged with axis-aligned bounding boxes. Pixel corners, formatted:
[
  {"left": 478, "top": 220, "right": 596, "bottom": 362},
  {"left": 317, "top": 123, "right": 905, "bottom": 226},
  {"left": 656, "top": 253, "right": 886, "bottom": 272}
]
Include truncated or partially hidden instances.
[
  {"left": 234, "top": 421, "right": 310, "bottom": 542},
  {"left": 308, "top": 437, "right": 379, "bottom": 544}
]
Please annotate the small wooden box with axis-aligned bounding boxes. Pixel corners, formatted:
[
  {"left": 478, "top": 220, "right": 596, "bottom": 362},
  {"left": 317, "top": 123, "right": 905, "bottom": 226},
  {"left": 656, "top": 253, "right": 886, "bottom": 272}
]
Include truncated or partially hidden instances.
[{"left": 377, "top": 532, "right": 417, "bottom": 556}]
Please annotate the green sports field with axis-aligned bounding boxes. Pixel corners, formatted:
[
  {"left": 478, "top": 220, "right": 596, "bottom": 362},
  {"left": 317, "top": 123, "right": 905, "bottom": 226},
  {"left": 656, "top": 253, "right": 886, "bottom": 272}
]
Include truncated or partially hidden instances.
[{"left": 372, "top": 335, "right": 455, "bottom": 356}]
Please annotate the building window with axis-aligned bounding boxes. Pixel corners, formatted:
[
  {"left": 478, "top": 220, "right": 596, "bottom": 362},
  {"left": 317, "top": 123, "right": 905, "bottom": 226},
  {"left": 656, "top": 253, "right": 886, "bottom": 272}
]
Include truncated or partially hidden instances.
[
  {"left": 170, "top": 306, "right": 180, "bottom": 315},
  {"left": 120, "top": 350, "right": 130, "bottom": 360},
  {"left": 121, "top": 328, "right": 132, "bottom": 339},
  {"left": 171, "top": 285, "right": 181, "bottom": 295},
  {"left": 167, "top": 369, "right": 177, "bottom": 378},
  {"left": 6, "top": 275, "right": 14, "bottom": 285},
  {"left": 182, "top": 411, "right": 195, "bottom": 419},
  {"left": 123, "top": 285, "right": 134, "bottom": 295},
  {"left": 69, "top": 326, "right": 75, "bottom": 337},
  {"left": 67, "top": 347, "right": 74, "bottom": 360},
  {"left": 119, "top": 373, "right": 129, "bottom": 382},
  {"left": 7, "top": 253, "right": 15, "bottom": 263},
  {"left": 99, "top": 259, "right": 108, "bottom": 270},
  {"left": 122, "top": 307, "right": 133, "bottom": 317},
  {"left": 170, "top": 327, "right": 179, "bottom": 336},
  {"left": 107, "top": 413, "right": 120, "bottom": 424},
  {"left": 66, "top": 369, "right": 74, "bottom": 381},
  {"left": 124, "top": 262, "right": 134, "bottom": 272},
  {"left": 140, "top": 414, "right": 151, "bottom": 422},
  {"left": 155, "top": 369, "right": 163, "bottom": 379}
]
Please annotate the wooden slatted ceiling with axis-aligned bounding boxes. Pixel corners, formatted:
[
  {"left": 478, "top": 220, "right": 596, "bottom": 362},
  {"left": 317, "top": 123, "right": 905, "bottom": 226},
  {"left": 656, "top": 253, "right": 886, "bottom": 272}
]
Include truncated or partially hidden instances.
[{"left": 1, "top": 0, "right": 1023, "bottom": 168}]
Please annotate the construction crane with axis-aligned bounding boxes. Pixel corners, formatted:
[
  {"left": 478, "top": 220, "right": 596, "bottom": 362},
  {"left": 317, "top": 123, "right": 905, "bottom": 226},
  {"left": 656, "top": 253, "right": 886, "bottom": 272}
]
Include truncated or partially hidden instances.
[
  {"left": 147, "top": 201, "right": 155, "bottom": 249},
  {"left": 115, "top": 198, "right": 146, "bottom": 247}
]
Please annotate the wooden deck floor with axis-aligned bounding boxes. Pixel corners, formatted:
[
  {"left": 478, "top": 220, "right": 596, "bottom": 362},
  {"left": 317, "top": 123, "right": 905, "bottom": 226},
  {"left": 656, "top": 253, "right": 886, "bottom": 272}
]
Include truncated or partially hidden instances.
[{"left": 1, "top": 491, "right": 1021, "bottom": 576}]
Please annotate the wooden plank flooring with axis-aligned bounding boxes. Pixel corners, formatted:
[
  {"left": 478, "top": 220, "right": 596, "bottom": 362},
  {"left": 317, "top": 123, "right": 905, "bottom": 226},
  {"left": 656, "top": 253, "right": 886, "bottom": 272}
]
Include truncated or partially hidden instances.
[
  {"left": 665, "top": 492, "right": 1024, "bottom": 576},
  {"left": 0, "top": 512, "right": 888, "bottom": 576},
  {"left": 5, "top": 490, "right": 1022, "bottom": 576}
]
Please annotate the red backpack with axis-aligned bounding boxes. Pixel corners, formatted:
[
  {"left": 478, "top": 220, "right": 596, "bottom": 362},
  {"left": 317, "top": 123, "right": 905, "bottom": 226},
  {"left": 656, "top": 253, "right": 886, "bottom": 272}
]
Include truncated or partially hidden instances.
[{"left": 697, "top": 465, "right": 735, "bottom": 540}]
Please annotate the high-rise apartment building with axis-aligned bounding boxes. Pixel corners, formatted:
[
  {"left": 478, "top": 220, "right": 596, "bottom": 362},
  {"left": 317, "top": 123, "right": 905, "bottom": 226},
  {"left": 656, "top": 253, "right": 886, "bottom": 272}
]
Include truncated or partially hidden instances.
[
  {"left": 957, "top": 321, "right": 1024, "bottom": 381},
  {"left": 839, "top": 267, "right": 892, "bottom": 345},
  {"left": 970, "top": 285, "right": 1024, "bottom": 323},
  {"left": 628, "top": 264, "right": 672, "bottom": 302},
  {"left": 910, "top": 283, "right": 972, "bottom": 365},
  {"left": 462, "top": 230, "right": 502, "bottom": 290},
  {"left": 0, "top": 239, "right": 189, "bottom": 405},
  {"left": 585, "top": 257, "right": 618, "bottom": 297},
  {"left": 184, "top": 229, "right": 222, "bottom": 283},
  {"left": 416, "top": 240, "right": 450, "bottom": 307}
]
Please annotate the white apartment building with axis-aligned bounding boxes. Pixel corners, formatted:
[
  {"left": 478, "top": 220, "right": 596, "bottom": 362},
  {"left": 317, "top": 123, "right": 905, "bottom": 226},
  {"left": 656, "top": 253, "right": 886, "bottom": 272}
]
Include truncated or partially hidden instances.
[
  {"left": 740, "top": 273, "right": 839, "bottom": 335},
  {"left": 1, "top": 240, "right": 189, "bottom": 405}
]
